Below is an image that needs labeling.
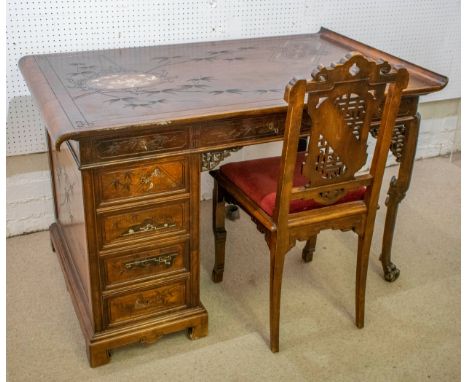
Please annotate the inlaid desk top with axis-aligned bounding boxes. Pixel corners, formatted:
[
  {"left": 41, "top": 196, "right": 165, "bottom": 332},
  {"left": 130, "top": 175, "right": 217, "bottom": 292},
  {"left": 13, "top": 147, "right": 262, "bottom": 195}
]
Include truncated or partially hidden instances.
[{"left": 20, "top": 27, "right": 447, "bottom": 150}]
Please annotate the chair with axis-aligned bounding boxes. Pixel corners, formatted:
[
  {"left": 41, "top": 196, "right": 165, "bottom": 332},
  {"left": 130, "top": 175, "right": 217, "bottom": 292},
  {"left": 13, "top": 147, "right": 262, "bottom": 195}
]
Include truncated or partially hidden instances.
[{"left": 209, "top": 52, "right": 409, "bottom": 352}]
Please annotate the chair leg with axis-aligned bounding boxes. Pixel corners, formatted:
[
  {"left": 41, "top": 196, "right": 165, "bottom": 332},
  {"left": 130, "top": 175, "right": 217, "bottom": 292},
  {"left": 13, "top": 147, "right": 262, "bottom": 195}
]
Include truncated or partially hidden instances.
[
  {"left": 302, "top": 235, "right": 317, "bottom": 263},
  {"left": 212, "top": 179, "right": 227, "bottom": 283},
  {"left": 269, "top": 242, "right": 286, "bottom": 353},
  {"left": 355, "top": 232, "right": 372, "bottom": 328}
]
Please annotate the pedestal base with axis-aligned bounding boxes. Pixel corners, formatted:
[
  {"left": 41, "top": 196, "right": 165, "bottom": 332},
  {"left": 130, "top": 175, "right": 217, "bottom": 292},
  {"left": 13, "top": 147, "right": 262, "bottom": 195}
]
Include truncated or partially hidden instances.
[{"left": 50, "top": 223, "right": 208, "bottom": 367}]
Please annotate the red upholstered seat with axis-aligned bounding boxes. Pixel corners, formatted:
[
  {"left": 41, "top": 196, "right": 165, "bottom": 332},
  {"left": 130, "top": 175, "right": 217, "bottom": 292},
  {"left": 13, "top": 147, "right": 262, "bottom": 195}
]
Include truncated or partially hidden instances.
[{"left": 220, "top": 153, "right": 366, "bottom": 217}]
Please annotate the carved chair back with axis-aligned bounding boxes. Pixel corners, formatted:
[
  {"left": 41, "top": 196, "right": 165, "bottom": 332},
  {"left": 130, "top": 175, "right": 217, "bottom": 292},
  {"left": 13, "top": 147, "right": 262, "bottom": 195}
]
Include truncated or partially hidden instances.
[{"left": 274, "top": 52, "right": 409, "bottom": 230}]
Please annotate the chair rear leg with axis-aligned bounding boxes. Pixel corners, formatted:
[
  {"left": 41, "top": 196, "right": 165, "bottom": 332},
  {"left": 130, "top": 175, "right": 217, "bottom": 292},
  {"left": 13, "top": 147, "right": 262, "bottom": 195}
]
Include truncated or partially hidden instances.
[
  {"left": 269, "top": 242, "right": 286, "bottom": 352},
  {"left": 302, "top": 235, "right": 317, "bottom": 263},
  {"left": 212, "top": 179, "right": 227, "bottom": 283},
  {"left": 355, "top": 232, "right": 372, "bottom": 328}
]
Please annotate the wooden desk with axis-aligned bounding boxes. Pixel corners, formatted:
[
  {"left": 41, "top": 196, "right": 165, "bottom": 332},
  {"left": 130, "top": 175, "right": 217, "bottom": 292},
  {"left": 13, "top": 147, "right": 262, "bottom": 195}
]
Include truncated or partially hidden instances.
[{"left": 19, "top": 27, "right": 447, "bottom": 367}]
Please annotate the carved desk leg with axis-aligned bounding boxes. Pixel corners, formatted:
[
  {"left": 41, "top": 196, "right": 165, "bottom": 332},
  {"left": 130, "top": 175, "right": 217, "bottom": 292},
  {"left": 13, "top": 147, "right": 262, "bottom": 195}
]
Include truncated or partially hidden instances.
[
  {"left": 380, "top": 111, "right": 421, "bottom": 282},
  {"left": 201, "top": 148, "right": 243, "bottom": 282},
  {"left": 212, "top": 178, "right": 227, "bottom": 283}
]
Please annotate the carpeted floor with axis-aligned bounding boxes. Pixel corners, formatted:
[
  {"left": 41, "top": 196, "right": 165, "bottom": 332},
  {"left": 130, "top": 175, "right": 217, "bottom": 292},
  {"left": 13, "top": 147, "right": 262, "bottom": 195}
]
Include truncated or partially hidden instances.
[{"left": 6, "top": 155, "right": 460, "bottom": 381}]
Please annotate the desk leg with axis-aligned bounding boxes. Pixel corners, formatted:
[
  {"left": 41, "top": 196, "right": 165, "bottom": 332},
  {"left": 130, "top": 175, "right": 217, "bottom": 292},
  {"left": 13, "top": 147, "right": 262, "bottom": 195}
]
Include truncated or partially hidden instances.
[{"left": 380, "top": 112, "right": 420, "bottom": 282}]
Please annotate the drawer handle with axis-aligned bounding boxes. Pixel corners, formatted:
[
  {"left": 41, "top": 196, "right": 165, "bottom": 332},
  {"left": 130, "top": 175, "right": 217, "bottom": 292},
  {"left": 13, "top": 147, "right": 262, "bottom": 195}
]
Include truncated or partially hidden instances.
[
  {"left": 124, "top": 253, "right": 178, "bottom": 270},
  {"left": 266, "top": 121, "right": 279, "bottom": 134}
]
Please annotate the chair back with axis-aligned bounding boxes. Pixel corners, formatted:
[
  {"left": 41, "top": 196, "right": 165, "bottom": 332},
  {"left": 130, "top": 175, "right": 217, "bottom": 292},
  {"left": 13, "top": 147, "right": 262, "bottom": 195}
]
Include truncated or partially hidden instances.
[{"left": 274, "top": 52, "right": 409, "bottom": 227}]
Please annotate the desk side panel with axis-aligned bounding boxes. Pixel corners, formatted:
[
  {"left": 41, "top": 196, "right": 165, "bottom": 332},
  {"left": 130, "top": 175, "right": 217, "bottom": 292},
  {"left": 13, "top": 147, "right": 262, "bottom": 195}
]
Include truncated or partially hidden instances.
[{"left": 52, "top": 143, "right": 92, "bottom": 309}]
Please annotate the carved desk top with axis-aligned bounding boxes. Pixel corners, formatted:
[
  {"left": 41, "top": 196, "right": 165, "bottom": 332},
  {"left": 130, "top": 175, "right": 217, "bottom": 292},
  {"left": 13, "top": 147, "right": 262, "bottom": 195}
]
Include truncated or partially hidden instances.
[{"left": 19, "top": 27, "right": 447, "bottom": 150}]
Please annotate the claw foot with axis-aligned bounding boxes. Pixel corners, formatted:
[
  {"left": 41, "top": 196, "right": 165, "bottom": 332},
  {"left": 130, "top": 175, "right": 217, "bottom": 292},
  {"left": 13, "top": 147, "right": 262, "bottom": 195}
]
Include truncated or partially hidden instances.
[
  {"left": 225, "top": 204, "right": 240, "bottom": 221},
  {"left": 383, "top": 262, "right": 400, "bottom": 282}
]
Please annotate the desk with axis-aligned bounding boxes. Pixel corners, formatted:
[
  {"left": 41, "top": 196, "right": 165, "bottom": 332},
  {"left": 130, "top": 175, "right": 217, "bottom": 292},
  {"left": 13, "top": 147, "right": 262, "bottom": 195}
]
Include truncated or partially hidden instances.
[{"left": 19, "top": 27, "right": 447, "bottom": 366}]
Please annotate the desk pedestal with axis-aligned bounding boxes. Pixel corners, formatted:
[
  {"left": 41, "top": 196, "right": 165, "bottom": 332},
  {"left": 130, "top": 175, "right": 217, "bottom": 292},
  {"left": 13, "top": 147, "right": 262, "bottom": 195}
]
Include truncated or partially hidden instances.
[{"left": 47, "top": 136, "right": 207, "bottom": 367}]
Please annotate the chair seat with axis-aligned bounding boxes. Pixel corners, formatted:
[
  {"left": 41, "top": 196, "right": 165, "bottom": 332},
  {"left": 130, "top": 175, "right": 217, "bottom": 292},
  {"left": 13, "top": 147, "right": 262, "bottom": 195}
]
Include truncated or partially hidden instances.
[{"left": 220, "top": 153, "right": 366, "bottom": 216}]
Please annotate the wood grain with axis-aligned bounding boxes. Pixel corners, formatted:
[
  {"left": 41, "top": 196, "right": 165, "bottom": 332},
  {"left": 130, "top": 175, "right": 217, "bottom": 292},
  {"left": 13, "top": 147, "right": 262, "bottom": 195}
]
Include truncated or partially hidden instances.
[
  {"left": 210, "top": 52, "right": 409, "bottom": 352},
  {"left": 19, "top": 28, "right": 447, "bottom": 150}
]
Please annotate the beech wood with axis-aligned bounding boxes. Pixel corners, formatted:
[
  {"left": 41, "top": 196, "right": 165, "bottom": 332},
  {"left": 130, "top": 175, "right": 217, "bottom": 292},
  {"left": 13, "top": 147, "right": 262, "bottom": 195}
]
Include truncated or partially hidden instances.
[{"left": 210, "top": 53, "right": 409, "bottom": 351}]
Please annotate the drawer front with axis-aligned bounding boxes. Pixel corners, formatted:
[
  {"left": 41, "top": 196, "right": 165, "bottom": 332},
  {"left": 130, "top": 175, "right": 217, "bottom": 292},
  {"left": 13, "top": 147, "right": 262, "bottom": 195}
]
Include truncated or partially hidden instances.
[
  {"left": 104, "top": 280, "right": 187, "bottom": 326},
  {"left": 98, "top": 200, "right": 189, "bottom": 250},
  {"left": 95, "top": 130, "right": 189, "bottom": 160},
  {"left": 96, "top": 157, "right": 188, "bottom": 205},
  {"left": 101, "top": 241, "right": 188, "bottom": 288},
  {"left": 198, "top": 114, "right": 286, "bottom": 146}
]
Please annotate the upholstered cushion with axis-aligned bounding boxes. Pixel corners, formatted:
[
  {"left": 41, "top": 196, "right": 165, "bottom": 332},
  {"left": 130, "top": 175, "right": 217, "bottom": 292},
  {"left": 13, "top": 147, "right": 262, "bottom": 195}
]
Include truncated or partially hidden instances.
[{"left": 219, "top": 153, "right": 366, "bottom": 216}]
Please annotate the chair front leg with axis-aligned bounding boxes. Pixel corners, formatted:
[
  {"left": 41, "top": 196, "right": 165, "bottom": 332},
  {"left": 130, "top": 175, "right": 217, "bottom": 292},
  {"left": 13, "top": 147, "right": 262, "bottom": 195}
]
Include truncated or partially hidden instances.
[
  {"left": 269, "top": 240, "right": 287, "bottom": 353},
  {"left": 302, "top": 235, "right": 317, "bottom": 263},
  {"left": 212, "top": 179, "right": 227, "bottom": 283},
  {"left": 355, "top": 231, "right": 372, "bottom": 328}
]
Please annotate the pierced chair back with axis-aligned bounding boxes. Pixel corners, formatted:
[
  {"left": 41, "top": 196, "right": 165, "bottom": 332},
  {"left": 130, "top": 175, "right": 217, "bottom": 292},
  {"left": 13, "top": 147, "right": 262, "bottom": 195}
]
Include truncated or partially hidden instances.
[
  {"left": 274, "top": 53, "right": 409, "bottom": 233},
  {"left": 209, "top": 52, "right": 409, "bottom": 353}
]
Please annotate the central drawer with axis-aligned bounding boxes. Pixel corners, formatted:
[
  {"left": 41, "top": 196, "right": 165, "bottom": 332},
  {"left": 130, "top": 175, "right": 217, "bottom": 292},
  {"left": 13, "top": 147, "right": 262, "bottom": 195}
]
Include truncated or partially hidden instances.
[
  {"left": 97, "top": 199, "right": 189, "bottom": 251},
  {"left": 197, "top": 114, "right": 286, "bottom": 146}
]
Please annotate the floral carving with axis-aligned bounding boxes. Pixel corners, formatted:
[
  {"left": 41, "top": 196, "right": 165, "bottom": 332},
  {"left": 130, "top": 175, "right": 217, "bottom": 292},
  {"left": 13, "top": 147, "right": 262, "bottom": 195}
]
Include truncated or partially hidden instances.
[
  {"left": 318, "top": 188, "right": 346, "bottom": 203},
  {"left": 96, "top": 134, "right": 183, "bottom": 158},
  {"left": 201, "top": 147, "right": 242, "bottom": 171},
  {"left": 371, "top": 123, "right": 407, "bottom": 162},
  {"left": 63, "top": 48, "right": 281, "bottom": 116},
  {"left": 56, "top": 165, "right": 76, "bottom": 223},
  {"left": 133, "top": 288, "right": 178, "bottom": 310},
  {"left": 109, "top": 167, "right": 175, "bottom": 194}
]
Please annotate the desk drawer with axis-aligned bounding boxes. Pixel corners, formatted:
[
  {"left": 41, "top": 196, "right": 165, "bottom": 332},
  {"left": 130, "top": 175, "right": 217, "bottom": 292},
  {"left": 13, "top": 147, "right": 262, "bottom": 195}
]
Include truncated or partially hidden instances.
[
  {"left": 94, "top": 130, "right": 189, "bottom": 160},
  {"left": 96, "top": 157, "right": 188, "bottom": 205},
  {"left": 101, "top": 241, "right": 188, "bottom": 288},
  {"left": 98, "top": 200, "right": 189, "bottom": 250},
  {"left": 104, "top": 279, "right": 187, "bottom": 327},
  {"left": 198, "top": 114, "right": 286, "bottom": 146}
]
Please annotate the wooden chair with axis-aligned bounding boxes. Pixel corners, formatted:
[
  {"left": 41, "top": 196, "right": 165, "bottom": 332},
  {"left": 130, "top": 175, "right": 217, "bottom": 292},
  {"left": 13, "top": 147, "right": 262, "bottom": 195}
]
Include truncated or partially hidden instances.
[{"left": 209, "top": 52, "right": 409, "bottom": 352}]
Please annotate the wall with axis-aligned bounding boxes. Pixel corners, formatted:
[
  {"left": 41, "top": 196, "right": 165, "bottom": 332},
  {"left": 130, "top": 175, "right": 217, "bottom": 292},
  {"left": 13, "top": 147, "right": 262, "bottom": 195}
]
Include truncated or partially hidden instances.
[{"left": 6, "top": 153, "right": 54, "bottom": 236}]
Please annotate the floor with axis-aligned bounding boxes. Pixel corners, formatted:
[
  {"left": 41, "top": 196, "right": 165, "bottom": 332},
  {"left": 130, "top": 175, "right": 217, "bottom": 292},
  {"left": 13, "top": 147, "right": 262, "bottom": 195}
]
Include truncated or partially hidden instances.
[{"left": 6, "top": 155, "right": 460, "bottom": 381}]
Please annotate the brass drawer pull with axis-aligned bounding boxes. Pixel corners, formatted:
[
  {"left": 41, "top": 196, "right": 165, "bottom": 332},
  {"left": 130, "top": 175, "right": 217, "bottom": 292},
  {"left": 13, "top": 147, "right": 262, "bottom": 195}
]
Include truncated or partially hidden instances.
[
  {"left": 124, "top": 253, "right": 178, "bottom": 270},
  {"left": 266, "top": 121, "right": 279, "bottom": 134}
]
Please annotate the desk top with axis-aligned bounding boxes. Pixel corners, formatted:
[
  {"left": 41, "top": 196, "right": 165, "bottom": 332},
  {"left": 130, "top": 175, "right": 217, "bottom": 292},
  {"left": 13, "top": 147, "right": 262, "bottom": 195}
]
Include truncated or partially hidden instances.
[{"left": 19, "top": 27, "right": 447, "bottom": 149}]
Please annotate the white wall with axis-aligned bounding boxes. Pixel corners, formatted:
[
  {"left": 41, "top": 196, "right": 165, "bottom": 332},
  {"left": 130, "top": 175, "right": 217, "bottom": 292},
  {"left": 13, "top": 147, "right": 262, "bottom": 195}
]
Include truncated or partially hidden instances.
[{"left": 6, "top": 153, "right": 55, "bottom": 237}]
